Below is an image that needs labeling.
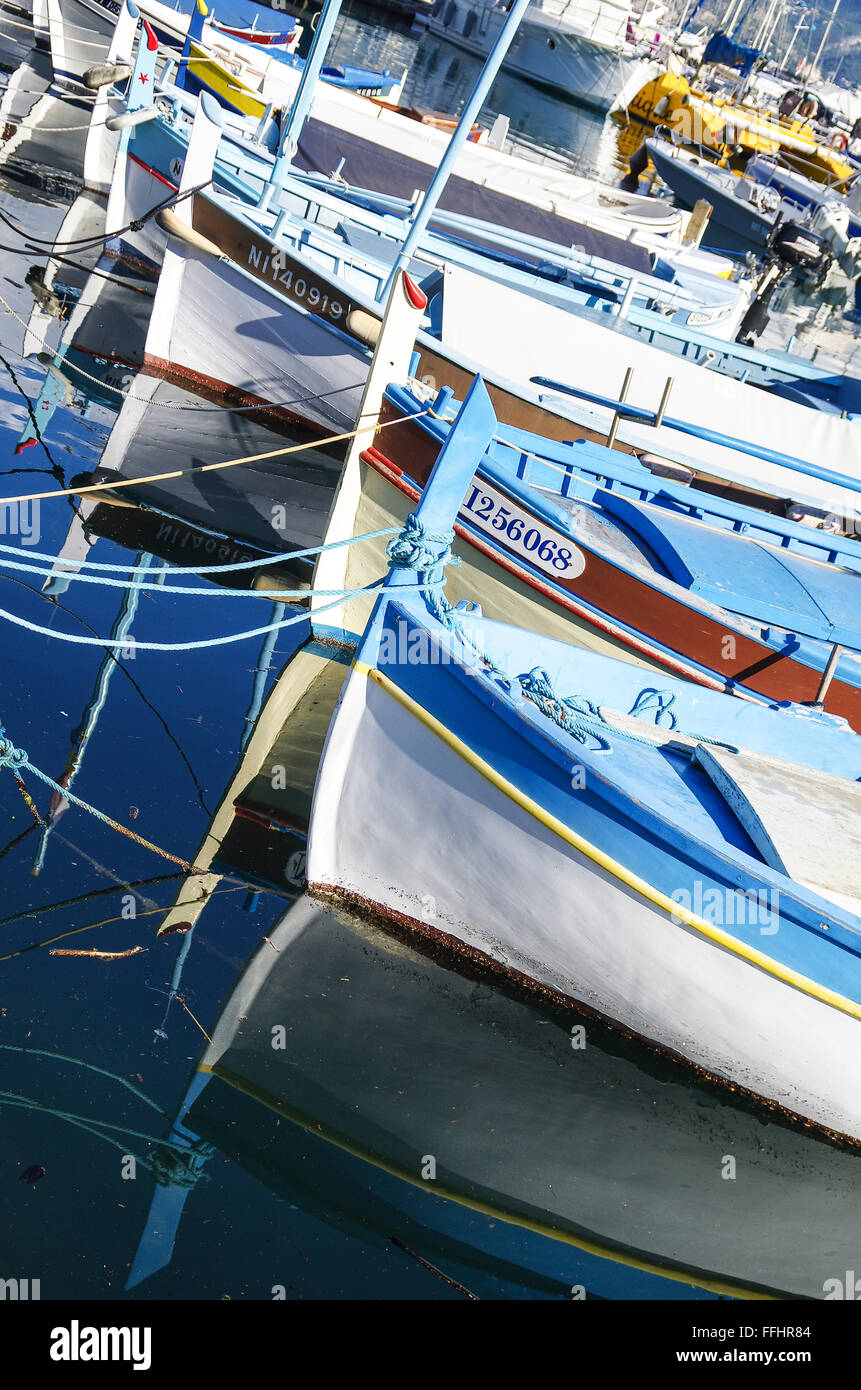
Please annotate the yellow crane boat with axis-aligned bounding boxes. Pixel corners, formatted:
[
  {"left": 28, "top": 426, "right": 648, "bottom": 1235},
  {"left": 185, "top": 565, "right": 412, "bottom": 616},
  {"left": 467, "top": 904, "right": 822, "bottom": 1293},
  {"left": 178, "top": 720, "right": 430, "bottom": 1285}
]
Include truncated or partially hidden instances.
[{"left": 618, "top": 70, "right": 854, "bottom": 186}]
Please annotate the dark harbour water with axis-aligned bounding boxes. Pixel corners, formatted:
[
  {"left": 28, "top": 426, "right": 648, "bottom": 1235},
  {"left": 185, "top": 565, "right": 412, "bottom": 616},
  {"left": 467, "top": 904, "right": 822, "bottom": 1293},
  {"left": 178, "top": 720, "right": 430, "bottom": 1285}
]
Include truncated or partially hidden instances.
[{"left": 0, "top": 5, "right": 857, "bottom": 1310}]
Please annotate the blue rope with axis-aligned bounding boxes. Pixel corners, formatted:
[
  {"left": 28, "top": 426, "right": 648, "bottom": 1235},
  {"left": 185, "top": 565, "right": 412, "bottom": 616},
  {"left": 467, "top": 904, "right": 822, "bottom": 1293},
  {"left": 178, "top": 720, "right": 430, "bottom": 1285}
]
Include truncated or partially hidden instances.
[
  {"left": 0, "top": 581, "right": 436, "bottom": 652},
  {"left": 0, "top": 526, "right": 401, "bottom": 578},
  {"left": 519, "top": 668, "right": 612, "bottom": 752},
  {"left": 628, "top": 688, "right": 678, "bottom": 730},
  {"left": 385, "top": 515, "right": 509, "bottom": 675},
  {"left": 386, "top": 514, "right": 456, "bottom": 573},
  {"left": 0, "top": 553, "right": 388, "bottom": 599},
  {"left": 0, "top": 732, "right": 27, "bottom": 771}
]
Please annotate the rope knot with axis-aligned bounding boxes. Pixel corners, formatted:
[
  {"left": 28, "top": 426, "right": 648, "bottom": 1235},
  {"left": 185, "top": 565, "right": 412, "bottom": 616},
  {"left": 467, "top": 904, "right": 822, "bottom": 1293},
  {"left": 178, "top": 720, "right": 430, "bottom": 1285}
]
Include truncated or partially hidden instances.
[
  {"left": 0, "top": 728, "right": 27, "bottom": 771},
  {"left": 386, "top": 512, "right": 456, "bottom": 575}
]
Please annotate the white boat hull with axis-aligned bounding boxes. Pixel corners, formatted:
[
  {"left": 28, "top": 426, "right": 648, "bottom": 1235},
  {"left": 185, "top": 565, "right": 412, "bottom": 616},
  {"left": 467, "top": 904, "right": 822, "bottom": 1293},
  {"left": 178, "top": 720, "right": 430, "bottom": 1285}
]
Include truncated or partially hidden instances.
[
  {"left": 427, "top": 7, "right": 654, "bottom": 112},
  {"left": 308, "top": 666, "right": 861, "bottom": 1143},
  {"left": 144, "top": 234, "right": 368, "bottom": 434}
]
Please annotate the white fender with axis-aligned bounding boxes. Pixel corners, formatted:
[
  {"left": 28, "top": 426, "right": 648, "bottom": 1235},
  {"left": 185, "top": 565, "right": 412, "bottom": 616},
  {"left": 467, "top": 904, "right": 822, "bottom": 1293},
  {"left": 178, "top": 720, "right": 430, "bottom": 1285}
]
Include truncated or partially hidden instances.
[{"left": 106, "top": 104, "right": 160, "bottom": 131}]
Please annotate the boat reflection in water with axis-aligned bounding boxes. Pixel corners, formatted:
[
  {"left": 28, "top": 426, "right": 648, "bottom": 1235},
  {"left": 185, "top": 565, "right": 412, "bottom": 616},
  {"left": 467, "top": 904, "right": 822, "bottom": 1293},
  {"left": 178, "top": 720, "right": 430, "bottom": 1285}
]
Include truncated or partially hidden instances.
[{"left": 129, "top": 891, "right": 861, "bottom": 1300}]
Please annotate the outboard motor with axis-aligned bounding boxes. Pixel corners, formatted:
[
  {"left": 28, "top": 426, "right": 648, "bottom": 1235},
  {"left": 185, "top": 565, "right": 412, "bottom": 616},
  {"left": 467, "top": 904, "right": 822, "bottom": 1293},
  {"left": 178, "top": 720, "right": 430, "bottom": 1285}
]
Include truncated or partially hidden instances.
[
  {"left": 770, "top": 220, "right": 831, "bottom": 272},
  {"left": 736, "top": 220, "right": 831, "bottom": 344}
]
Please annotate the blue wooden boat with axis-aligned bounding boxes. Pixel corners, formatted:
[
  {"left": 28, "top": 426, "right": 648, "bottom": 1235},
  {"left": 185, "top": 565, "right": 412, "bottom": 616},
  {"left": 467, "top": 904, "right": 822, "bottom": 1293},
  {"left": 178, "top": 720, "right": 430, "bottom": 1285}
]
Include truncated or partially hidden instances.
[
  {"left": 131, "top": 100, "right": 861, "bottom": 532},
  {"left": 95, "top": 38, "right": 861, "bottom": 414},
  {"left": 337, "top": 376, "right": 861, "bottom": 726},
  {"left": 306, "top": 374, "right": 861, "bottom": 1145},
  {"left": 102, "top": 74, "right": 750, "bottom": 341}
]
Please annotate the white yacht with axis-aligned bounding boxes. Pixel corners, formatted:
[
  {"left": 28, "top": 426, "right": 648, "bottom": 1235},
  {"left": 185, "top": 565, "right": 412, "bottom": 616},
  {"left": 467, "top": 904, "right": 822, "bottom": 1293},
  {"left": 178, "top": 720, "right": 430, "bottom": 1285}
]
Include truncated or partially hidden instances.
[{"left": 423, "top": 0, "right": 668, "bottom": 111}]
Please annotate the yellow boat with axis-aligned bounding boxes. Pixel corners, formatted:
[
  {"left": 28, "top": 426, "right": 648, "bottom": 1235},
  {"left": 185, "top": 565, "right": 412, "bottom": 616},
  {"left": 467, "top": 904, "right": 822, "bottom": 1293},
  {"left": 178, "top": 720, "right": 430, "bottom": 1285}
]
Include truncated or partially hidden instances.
[
  {"left": 618, "top": 70, "right": 853, "bottom": 185},
  {"left": 185, "top": 40, "right": 272, "bottom": 121}
]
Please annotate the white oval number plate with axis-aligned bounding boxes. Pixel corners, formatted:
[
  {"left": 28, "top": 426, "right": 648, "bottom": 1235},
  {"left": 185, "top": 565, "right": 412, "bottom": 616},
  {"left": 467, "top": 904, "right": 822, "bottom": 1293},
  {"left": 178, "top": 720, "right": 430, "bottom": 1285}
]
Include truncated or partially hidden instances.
[{"left": 460, "top": 477, "right": 585, "bottom": 580}]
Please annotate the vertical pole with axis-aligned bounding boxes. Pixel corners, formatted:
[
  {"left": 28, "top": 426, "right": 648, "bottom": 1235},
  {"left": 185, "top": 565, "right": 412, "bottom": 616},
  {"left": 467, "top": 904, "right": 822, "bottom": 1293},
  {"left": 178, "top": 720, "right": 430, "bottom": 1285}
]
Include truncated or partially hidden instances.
[
  {"left": 309, "top": 270, "right": 429, "bottom": 640},
  {"left": 811, "top": 0, "right": 840, "bottom": 78},
  {"left": 607, "top": 367, "right": 633, "bottom": 449},
  {"left": 175, "top": 0, "right": 208, "bottom": 93},
  {"left": 257, "top": 0, "right": 344, "bottom": 212},
  {"left": 810, "top": 643, "right": 843, "bottom": 708},
  {"left": 375, "top": 0, "right": 530, "bottom": 307},
  {"left": 616, "top": 275, "right": 638, "bottom": 321},
  {"left": 655, "top": 376, "right": 674, "bottom": 427}
]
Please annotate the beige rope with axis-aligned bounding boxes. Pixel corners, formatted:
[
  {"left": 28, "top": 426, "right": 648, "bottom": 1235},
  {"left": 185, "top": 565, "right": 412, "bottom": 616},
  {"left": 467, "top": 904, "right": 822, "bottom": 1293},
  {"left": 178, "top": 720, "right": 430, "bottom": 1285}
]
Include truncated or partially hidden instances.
[{"left": 0, "top": 408, "right": 429, "bottom": 507}]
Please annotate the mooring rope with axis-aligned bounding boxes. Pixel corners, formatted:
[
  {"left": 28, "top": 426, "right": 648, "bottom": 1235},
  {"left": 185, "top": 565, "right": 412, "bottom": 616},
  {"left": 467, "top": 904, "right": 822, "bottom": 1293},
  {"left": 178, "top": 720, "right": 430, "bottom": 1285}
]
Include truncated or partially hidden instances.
[
  {"left": 3, "top": 112, "right": 114, "bottom": 131},
  {"left": 0, "top": 525, "right": 401, "bottom": 576},
  {"left": 0, "top": 722, "right": 210, "bottom": 872},
  {"left": 0, "top": 177, "right": 209, "bottom": 249},
  {"left": 0, "top": 79, "right": 97, "bottom": 102},
  {"left": 0, "top": 553, "right": 388, "bottom": 598},
  {"left": 0, "top": 577, "right": 439, "bottom": 651},
  {"left": 0, "top": 407, "right": 429, "bottom": 506}
]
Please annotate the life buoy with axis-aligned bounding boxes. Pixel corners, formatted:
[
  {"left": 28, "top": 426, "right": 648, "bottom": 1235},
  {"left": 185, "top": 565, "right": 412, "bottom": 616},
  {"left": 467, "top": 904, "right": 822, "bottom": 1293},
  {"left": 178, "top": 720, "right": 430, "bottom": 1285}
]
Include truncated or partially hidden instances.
[{"left": 831, "top": 130, "right": 849, "bottom": 151}]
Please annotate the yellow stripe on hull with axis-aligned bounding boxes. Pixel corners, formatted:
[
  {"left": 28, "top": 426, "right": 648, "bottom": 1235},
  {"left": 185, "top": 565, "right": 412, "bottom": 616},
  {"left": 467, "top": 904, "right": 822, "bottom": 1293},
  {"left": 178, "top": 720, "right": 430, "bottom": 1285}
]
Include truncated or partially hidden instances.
[
  {"left": 195, "top": 1060, "right": 777, "bottom": 1299},
  {"left": 356, "top": 661, "right": 861, "bottom": 1025}
]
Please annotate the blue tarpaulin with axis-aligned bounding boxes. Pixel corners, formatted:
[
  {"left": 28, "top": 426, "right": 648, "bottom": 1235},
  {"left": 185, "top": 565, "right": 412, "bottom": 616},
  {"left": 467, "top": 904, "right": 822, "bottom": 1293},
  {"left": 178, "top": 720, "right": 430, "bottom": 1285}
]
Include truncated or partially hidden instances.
[{"left": 703, "top": 30, "right": 763, "bottom": 77}]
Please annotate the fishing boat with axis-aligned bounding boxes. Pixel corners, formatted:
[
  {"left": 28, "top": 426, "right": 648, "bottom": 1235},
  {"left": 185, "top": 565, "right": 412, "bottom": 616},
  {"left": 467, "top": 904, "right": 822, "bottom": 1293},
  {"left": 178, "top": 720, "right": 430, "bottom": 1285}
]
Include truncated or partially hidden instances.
[
  {"left": 309, "top": 372, "right": 861, "bottom": 724},
  {"left": 105, "top": 82, "right": 750, "bottom": 339},
  {"left": 210, "top": 14, "right": 301, "bottom": 51},
  {"left": 425, "top": 0, "right": 666, "bottom": 113},
  {"left": 44, "top": 0, "right": 301, "bottom": 89},
  {"left": 646, "top": 135, "right": 804, "bottom": 254},
  {"left": 136, "top": 131, "right": 861, "bottom": 534},
  {"left": 646, "top": 134, "right": 861, "bottom": 257},
  {"left": 305, "top": 373, "right": 861, "bottom": 1145},
  {"left": 87, "top": 0, "right": 688, "bottom": 247}
]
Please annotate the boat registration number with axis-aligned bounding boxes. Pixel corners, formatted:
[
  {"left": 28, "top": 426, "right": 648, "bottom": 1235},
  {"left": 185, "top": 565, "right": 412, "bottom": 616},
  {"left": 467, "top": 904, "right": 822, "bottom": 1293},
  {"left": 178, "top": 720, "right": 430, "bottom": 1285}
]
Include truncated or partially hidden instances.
[{"left": 460, "top": 478, "right": 585, "bottom": 580}]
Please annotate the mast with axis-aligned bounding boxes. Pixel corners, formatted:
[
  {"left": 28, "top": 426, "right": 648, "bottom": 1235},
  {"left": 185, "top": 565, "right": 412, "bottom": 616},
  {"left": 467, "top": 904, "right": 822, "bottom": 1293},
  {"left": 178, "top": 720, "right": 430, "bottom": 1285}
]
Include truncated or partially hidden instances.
[
  {"left": 810, "top": 0, "right": 840, "bottom": 79},
  {"left": 376, "top": 0, "right": 531, "bottom": 308},
  {"left": 256, "top": 0, "right": 344, "bottom": 213}
]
